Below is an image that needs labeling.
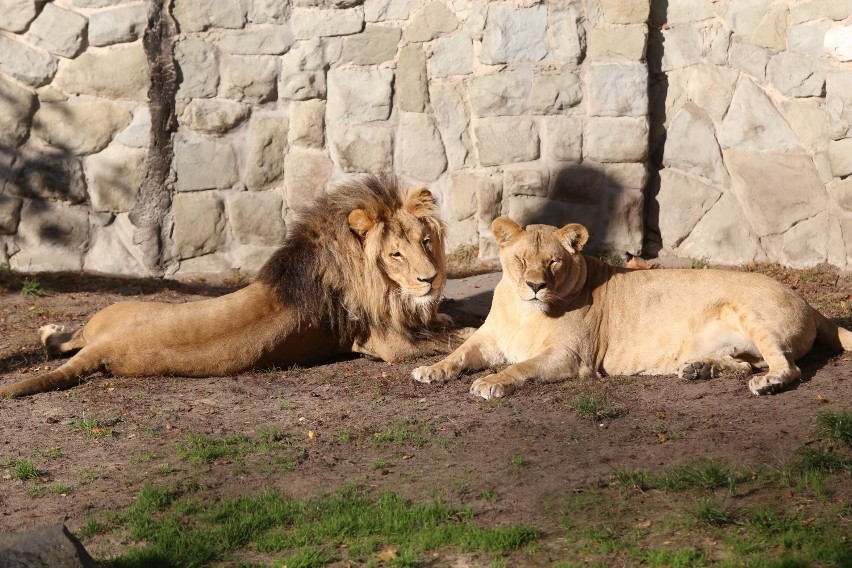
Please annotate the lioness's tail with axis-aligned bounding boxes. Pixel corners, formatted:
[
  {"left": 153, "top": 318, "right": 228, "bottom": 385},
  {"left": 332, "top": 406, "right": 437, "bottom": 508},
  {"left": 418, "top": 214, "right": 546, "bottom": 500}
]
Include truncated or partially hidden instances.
[
  {"left": 0, "top": 348, "right": 101, "bottom": 398},
  {"left": 814, "top": 310, "right": 852, "bottom": 351}
]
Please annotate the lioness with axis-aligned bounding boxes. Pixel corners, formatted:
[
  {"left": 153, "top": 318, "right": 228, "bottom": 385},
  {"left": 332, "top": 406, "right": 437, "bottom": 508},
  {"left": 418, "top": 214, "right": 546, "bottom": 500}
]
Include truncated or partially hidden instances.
[
  {"left": 1, "top": 175, "right": 469, "bottom": 397},
  {"left": 413, "top": 217, "right": 852, "bottom": 399}
]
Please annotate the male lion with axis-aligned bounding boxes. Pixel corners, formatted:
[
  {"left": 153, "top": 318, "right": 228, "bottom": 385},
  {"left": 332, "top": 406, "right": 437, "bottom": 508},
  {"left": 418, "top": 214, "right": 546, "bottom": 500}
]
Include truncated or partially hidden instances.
[
  {"left": 0, "top": 175, "right": 469, "bottom": 397},
  {"left": 413, "top": 217, "right": 852, "bottom": 399}
]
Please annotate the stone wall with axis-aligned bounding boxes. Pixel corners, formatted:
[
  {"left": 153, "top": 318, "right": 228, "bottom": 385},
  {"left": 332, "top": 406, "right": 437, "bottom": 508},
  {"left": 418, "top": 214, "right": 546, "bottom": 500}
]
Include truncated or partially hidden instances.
[
  {"left": 649, "top": 0, "right": 852, "bottom": 268},
  {"left": 0, "top": 0, "right": 652, "bottom": 280}
]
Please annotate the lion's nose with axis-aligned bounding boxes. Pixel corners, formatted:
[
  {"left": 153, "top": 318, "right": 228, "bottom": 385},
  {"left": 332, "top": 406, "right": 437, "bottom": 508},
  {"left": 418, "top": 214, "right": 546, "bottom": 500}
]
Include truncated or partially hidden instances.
[
  {"left": 418, "top": 273, "right": 437, "bottom": 285},
  {"left": 526, "top": 280, "right": 546, "bottom": 293}
]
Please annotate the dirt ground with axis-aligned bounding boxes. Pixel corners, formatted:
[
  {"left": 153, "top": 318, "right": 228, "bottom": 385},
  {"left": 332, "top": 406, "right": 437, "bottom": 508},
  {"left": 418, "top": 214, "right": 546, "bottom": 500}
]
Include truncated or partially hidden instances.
[{"left": 0, "top": 264, "right": 850, "bottom": 562}]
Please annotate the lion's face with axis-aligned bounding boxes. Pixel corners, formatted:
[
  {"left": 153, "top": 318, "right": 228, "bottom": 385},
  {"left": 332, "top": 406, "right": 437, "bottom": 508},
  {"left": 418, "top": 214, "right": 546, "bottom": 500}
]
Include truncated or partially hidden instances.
[{"left": 492, "top": 217, "right": 589, "bottom": 311}]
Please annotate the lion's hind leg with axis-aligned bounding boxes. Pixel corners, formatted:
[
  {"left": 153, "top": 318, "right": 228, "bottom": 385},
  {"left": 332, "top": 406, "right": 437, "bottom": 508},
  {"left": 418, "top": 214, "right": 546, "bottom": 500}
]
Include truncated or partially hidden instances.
[{"left": 39, "top": 325, "right": 85, "bottom": 357}]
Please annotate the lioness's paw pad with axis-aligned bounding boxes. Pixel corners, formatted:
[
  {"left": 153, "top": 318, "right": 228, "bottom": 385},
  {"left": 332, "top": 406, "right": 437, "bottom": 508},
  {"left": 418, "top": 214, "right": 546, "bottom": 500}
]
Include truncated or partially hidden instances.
[
  {"left": 412, "top": 366, "right": 447, "bottom": 384},
  {"left": 681, "top": 361, "right": 715, "bottom": 381},
  {"left": 469, "top": 376, "right": 515, "bottom": 400},
  {"left": 748, "top": 375, "right": 785, "bottom": 396}
]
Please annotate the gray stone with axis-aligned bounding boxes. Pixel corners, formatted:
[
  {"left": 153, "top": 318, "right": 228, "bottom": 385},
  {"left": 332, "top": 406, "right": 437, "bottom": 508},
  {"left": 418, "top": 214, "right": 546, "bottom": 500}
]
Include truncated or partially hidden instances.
[
  {"left": 549, "top": 3, "right": 584, "bottom": 66},
  {"left": 0, "top": 524, "right": 96, "bottom": 568},
  {"left": 284, "top": 149, "right": 332, "bottom": 210},
  {"left": 703, "top": 22, "right": 731, "bottom": 65},
  {"left": 791, "top": 0, "right": 852, "bottom": 22},
  {"left": 11, "top": 246, "right": 83, "bottom": 272},
  {"left": 586, "top": 64, "right": 648, "bottom": 117},
  {"left": 659, "top": 26, "right": 702, "bottom": 72},
  {"left": 677, "top": 192, "right": 765, "bottom": 265},
  {"left": 327, "top": 68, "right": 393, "bottom": 123},
  {"left": 217, "top": 27, "right": 294, "bottom": 54},
  {"left": 226, "top": 191, "right": 285, "bottom": 246},
  {"left": 85, "top": 143, "right": 146, "bottom": 212},
  {"left": 656, "top": 168, "right": 721, "bottom": 247},
  {"left": 507, "top": 196, "right": 600, "bottom": 244},
  {"left": 545, "top": 116, "right": 582, "bottom": 162},
  {"left": 825, "top": 26, "right": 852, "bottom": 62},
  {"left": 728, "top": 41, "right": 767, "bottom": 81},
  {"left": 71, "top": 0, "right": 133, "bottom": 7},
  {"left": 529, "top": 72, "right": 582, "bottom": 114},
  {"left": 0, "top": 73, "right": 35, "bottom": 147},
  {"left": 662, "top": 0, "right": 714, "bottom": 24},
  {"left": 504, "top": 167, "right": 548, "bottom": 198},
  {"left": 88, "top": 3, "right": 148, "bottom": 47},
  {"left": 250, "top": 0, "right": 292, "bottom": 23},
  {"left": 173, "top": 131, "right": 238, "bottom": 191},
  {"left": 396, "top": 44, "right": 427, "bottom": 112},
  {"left": 659, "top": 67, "right": 688, "bottom": 129},
  {"left": 278, "top": 68, "right": 325, "bottom": 100},
  {"left": 245, "top": 115, "right": 289, "bottom": 190},
  {"left": 397, "top": 112, "right": 446, "bottom": 182},
  {"left": 174, "top": 252, "right": 238, "bottom": 282},
  {"left": 830, "top": 177, "right": 852, "bottom": 211},
  {"left": 781, "top": 98, "right": 828, "bottom": 150},
  {"left": 328, "top": 124, "right": 393, "bottom": 172},
  {"left": 584, "top": 117, "right": 648, "bottom": 163},
  {"left": 829, "top": 139, "right": 852, "bottom": 178},
  {"left": 292, "top": 7, "right": 363, "bottom": 39},
  {"left": 481, "top": 4, "right": 547, "bottom": 64},
  {"left": 54, "top": 43, "right": 149, "bottom": 100},
  {"left": 551, "top": 164, "right": 605, "bottom": 205},
  {"left": 0, "top": 36, "right": 57, "bottom": 87},
  {"left": 404, "top": 1, "right": 458, "bottom": 42},
  {"left": 815, "top": 151, "right": 833, "bottom": 183},
  {"left": 32, "top": 101, "right": 132, "bottom": 156},
  {"left": 341, "top": 25, "right": 400, "bottom": 64},
  {"left": 588, "top": 26, "right": 646, "bottom": 62},
  {"left": 601, "top": 189, "right": 644, "bottom": 254},
  {"left": 476, "top": 173, "right": 503, "bottom": 258},
  {"left": 173, "top": 0, "right": 245, "bottom": 32},
  {"left": 686, "top": 63, "right": 739, "bottom": 123},
  {"left": 6, "top": 147, "right": 87, "bottom": 203},
  {"left": 115, "top": 107, "right": 151, "bottom": 148},
  {"left": 365, "top": 0, "right": 410, "bottom": 21},
  {"left": 724, "top": 149, "right": 827, "bottom": 236},
  {"left": 663, "top": 103, "right": 729, "bottom": 186},
  {"left": 0, "top": 0, "right": 37, "bottom": 32},
  {"left": 172, "top": 192, "right": 225, "bottom": 259},
  {"left": 468, "top": 71, "right": 528, "bottom": 117},
  {"left": 83, "top": 213, "right": 149, "bottom": 276},
  {"left": 17, "top": 200, "right": 89, "bottom": 251},
  {"left": 719, "top": 78, "right": 798, "bottom": 151},
  {"left": 0, "top": 194, "right": 22, "bottom": 234},
  {"left": 428, "top": 32, "right": 473, "bottom": 77},
  {"left": 26, "top": 3, "right": 87, "bottom": 58},
  {"left": 180, "top": 99, "right": 249, "bottom": 134},
  {"left": 716, "top": 0, "right": 772, "bottom": 35},
  {"left": 289, "top": 100, "right": 326, "bottom": 148},
  {"left": 827, "top": 70, "right": 852, "bottom": 140},
  {"left": 598, "top": 0, "right": 650, "bottom": 24},
  {"left": 767, "top": 52, "right": 826, "bottom": 98},
  {"left": 761, "top": 211, "right": 834, "bottom": 268},
  {"left": 604, "top": 162, "right": 648, "bottom": 190},
  {"left": 749, "top": 3, "right": 788, "bottom": 50},
  {"left": 447, "top": 173, "right": 478, "bottom": 221},
  {"left": 175, "top": 38, "right": 219, "bottom": 99},
  {"left": 787, "top": 19, "right": 831, "bottom": 56},
  {"left": 429, "top": 80, "right": 473, "bottom": 170},
  {"left": 475, "top": 118, "right": 539, "bottom": 167},
  {"left": 219, "top": 55, "right": 278, "bottom": 103}
]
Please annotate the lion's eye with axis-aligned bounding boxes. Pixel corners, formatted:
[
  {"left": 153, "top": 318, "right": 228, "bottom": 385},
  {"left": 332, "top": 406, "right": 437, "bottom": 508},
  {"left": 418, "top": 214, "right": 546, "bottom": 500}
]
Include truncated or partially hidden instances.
[
  {"left": 391, "top": 251, "right": 403, "bottom": 259},
  {"left": 422, "top": 236, "right": 431, "bottom": 247},
  {"left": 549, "top": 259, "right": 560, "bottom": 267}
]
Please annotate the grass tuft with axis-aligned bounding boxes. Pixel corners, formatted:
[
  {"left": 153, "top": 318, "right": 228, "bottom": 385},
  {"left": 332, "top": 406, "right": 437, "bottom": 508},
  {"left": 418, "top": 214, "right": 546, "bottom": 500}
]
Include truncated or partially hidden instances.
[
  {"left": 570, "top": 395, "right": 617, "bottom": 421},
  {"left": 815, "top": 411, "right": 852, "bottom": 446},
  {"left": 7, "top": 457, "right": 41, "bottom": 481}
]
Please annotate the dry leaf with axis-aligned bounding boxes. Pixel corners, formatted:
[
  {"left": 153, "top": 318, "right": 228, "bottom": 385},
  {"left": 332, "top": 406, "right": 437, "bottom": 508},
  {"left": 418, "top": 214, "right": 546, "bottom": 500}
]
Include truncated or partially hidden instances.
[
  {"left": 816, "top": 395, "right": 830, "bottom": 403},
  {"left": 626, "top": 258, "right": 650, "bottom": 270},
  {"left": 657, "top": 433, "right": 668, "bottom": 442},
  {"left": 308, "top": 430, "right": 317, "bottom": 440},
  {"left": 634, "top": 519, "right": 652, "bottom": 529},
  {"left": 783, "top": 490, "right": 794, "bottom": 499},
  {"left": 376, "top": 547, "right": 397, "bottom": 561}
]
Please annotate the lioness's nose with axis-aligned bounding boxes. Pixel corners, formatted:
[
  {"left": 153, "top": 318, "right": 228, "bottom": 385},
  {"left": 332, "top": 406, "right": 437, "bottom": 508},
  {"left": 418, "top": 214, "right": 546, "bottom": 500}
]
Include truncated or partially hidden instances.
[
  {"left": 418, "top": 273, "right": 437, "bottom": 285},
  {"left": 526, "top": 280, "right": 546, "bottom": 293}
]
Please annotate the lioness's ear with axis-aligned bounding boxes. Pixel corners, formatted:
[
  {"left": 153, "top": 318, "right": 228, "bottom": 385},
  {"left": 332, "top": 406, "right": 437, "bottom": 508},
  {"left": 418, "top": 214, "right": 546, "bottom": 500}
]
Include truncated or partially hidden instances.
[
  {"left": 348, "top": 209, "right": 376, "bottom": 239},
  {"left": 491, "top": 217, "right": 523, "bottom": 247},
  {"left": 404, "top": 187, "right": 438, "bottom": 218},
  {"left": 554, "top": 223, "right": 589, "bottom": 253}
]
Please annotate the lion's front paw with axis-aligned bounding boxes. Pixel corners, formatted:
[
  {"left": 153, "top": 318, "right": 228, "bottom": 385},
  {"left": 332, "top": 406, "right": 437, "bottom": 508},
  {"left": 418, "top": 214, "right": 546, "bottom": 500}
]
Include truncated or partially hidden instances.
[
  {"left": 469, "top": 374, "right": 516, "bottom": 400},
  {"left": 412, "top": 365, "right": 452, "bottom": 384}
]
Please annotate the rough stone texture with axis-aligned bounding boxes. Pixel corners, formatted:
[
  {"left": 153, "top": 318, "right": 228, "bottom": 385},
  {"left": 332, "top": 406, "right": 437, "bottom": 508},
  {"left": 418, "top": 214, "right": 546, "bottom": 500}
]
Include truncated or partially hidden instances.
[
  {"left": 173, "top": 131, "right": 238, "bottom": 191},
  {"left": 284, "top": 149, "right": 332, "bottom": 211},
  {"left": 831, "top": 177, "right": 852, "bottom": 211},
  {"left": 173, "top": 0, "right": 245, "bottom": 32},
  {"left": 507, "top": 196, "right": 600, "bottom": 246},
  {"left": 584, "top": 117, "right": 648, "bottom": 163},
  {"left": 677, "top": 192, "right": 765, "bottom": 265},
  {"left": 767, "top": 52, "right": 825, "bottom": 98},
  {"left": 0, "top": 524, "right": 96, "bottom": 568},
  {"left": 175, "top": 38, "right": 219, "bottom": 99},
  {"left": 588, "top": 26, "right": 646, "bottom": 62},
  {"left": 179, "top": 99, "right": 250, "bottom": 134},
  {"left": 827, "top": 71, "right": 852, "bottom": 140},
  {"left": 787, "top": 19, "right": 831, "bottom": 56},
  {"left": 289, "top": 100, "right": 326, "bottom": 148},
  {"left": 217, "top": 27, "right": 294, "bottom": 54},
  {"left": 5, "top": 147, "right": 87, "bottom": 203},
  {"left": 791, "top": 0, "right": 852, "bottom": 22},
  {"left": 278, "top": 39, "right": 326, "bottom": 100},
  {"left": 292, "top": 7, "right": 363, "bottom": 39},
  {"left": 656, "top": 168, "right": 721, "bottom": 247},
  {"left": 659, "top": 26, "right": 703, "bottom": 72},
  {"left": 504, "top": 167, "right": 548, "bottom": 198},
  {"left": 226, "top": 192, "right": 285, "bottom": 246},
  {"left": 481, "top": 4, "right": 547, "bottom": 64},
  {"left": 717, "top": 0, "right": 773, "bottom": 36},
  {"left": 529, "top": 73, "right": 582, "bottom": 115},
  {"left": 172, "top": 192, "right": 225, "bottom": 259},
  {"left": 663, "top": 103, "right": 729, "bottom": 186},
  {"left": 546, "top": 117, "right": 582, "bottom": 162},
  {"left": 404, "top": 1, "right": 458, "bottom": 42},
  {"left": 659, "top": 0, "right": 714, "bottom": 24},
  {"left": 397, "top": 112, "right": 446, "bottom": 182},
  {"left": 88, "top": 3, "right": 148, "bottom": 47},
  {"left": 603, "top": 189, "right": 644, "bottom": 254},
  {"left": 245, "top": 115, "right": 289, "bottom": 190},
  {"left": 825, "top": 26, "right": 852, "bottom": 62},
  {"left": 0, "top": 0, "right": 38, "bottom": 33},
  {"left": 342, "top": 25, "right": 400, "bottom": 64},
  {"left": 328, "top": 124, "right": 393, "bottom": 172},
  {"left": 686, "top": 63, "right": 739, "bottom": 123},
  {"left": 475, "top": 173, "right": 503, "bottom": 258},
  {"left": 365, "top": 0, "right": 410, "bottom": 22},
  {"left": 586, "top": 64, "right": 648, "bottom": 117},
  {"left": 16, "top": 200, "right": 89, "bottom": 252},
  {"left": 781, "top": 98, "right": 829, "bottom": 150},
  {"left": 0, "top": 73, "right": 35, "bottom": 147},
  {"left": 250, "top": 0, "right": 292, "bottom": 23},
  {"left": 428, "top": 32, "right": 473, "bottom": 77},
  {"left": 219, "top": 55, "right": 278, "bottom": 103},
  {"left": 468, "top": 72, "right": 528, "bottom": 117},
  {"left": 761, "top": 211, "right": 835, "bottom": 268},
  {"left": 719, "top": 78, "right": 798, "bottom": 151},
  {"left": 549, "top": 3, "right": 584, "bottom": 66},
  {"left": 85, "top": 143, "right": 146, "bottom": 212},
  {"left": 26, "top": 3, "right": 87, "bottom": 58},
  {"left": 599, "top": 0, "right": 650, "bottom": 24},
  {"left": 115, "top": 107, "right": 151, "bottom": 148},
  {"left": 54, "top": 43, "right": 150, "bottom": 100},
  {"left": 32, "top": 101, "right": 132, "bottom": 156},
  {"left": 446, "top": 173, "right": 477, "bottom": 221},
  {"left": 429, "top": 81, "right": 473, "bottom": 171},
  {"left": 605, "top": 162, "right": 648, "bottom": 190},
  {"left": 703, "top": 23, "right": 732, "bottom": 65},
  {"left": 829, "top": 139, "right": 852, "bottom": 178},
  {"left": 0, "top": 35, "right": 57, "bottom": 87},
  {"left": 749, "top": 3, "right": 788, "bottom": 50},
  {"left": 84, "top": 214, "right": 149, "bottom": 276},
  {"left": 475, "top": 118, "right": 539, "bottom": 167},
  {"left": 0, "top": 194, "right": 23, "bottom": 234},
  {"left": 728, "top": 41, "right": 768, "bottom": 80},
  {"left": 327, "top": 68, "right": 393, "bottom": 123},
  {"left": 396, "top": 45, "right": 427, "bottom": 112}
]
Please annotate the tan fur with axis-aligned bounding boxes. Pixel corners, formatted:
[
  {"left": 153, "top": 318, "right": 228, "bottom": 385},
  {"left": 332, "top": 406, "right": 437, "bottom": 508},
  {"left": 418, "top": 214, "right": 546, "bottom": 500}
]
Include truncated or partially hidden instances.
[
  {"left": 413, "top": 217, "right": 852, "bottom": 398},
  {"left": 1, "top": 175, "right": 470, "bottom": 398}
]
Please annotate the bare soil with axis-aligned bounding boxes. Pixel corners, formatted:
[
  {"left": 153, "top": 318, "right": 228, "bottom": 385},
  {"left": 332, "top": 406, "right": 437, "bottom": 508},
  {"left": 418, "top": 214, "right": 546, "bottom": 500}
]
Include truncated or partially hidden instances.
[{"left": 0, "top": 266, "right": 850, "bottom": 562}]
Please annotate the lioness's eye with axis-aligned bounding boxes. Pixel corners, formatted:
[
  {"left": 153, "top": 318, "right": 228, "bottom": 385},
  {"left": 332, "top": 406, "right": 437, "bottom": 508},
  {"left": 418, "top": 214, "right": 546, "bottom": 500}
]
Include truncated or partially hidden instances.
[{"left": 391, "top": 251, "right": 403, "bottom": 259}]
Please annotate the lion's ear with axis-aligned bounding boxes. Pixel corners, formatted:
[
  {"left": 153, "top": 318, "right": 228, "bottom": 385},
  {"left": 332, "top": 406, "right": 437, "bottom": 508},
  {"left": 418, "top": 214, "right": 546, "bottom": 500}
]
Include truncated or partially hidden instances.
[
  {"left": 491, "top": 217, "right": 523, "bottom": 248},
  {"left": 404, "top": 187, "right": 438, "bottom": 218},
  {"left": 348, "top": 209, "right": 376, "bottom": 239},
  {"left": 554, "top": 223, "right": 589, "bottom": 253}
]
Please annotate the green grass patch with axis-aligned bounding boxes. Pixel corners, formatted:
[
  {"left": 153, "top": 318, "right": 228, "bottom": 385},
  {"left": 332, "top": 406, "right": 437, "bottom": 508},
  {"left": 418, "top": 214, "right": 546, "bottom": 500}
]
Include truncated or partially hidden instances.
[
  {"left": 176, "top": 433, "right": 254, "bottom": 465},
  {"left": 614, "top": 459, "right": 743, "bottom": 493},
  {"left": 21, "top": 277, "right": 42, "bottom": 297},
  {"left": 71, "top": 418, "right": 115, "bottom": 439},
  {"left": 692, "top": 497, "right": 738, "bottom": 527},
  {"left": 6, "top": 457, "right": 41, "bottom": 481},
  {"left": 815, "top": 410, "right": 852, "bottom": 446},
  {"left": 570, "top": 395, "right": 617, "bottom": 420},
  {"left": 372, "top": 419, "right": 430, "bottom": 447}
]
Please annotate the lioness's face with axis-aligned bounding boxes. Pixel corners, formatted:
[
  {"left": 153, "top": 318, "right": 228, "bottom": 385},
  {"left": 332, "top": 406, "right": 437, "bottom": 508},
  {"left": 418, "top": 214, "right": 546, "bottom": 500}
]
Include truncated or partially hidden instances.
[{"left": 492, "top": 217, "right": 589, "bottom": 310}]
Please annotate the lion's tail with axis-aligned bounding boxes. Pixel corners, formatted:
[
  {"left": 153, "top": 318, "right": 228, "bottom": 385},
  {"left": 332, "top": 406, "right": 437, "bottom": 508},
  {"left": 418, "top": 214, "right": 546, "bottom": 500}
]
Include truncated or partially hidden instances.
[
  {"left": 0, "top": 348, "right": 101, "bottom": 398},
  {"left": 814, "top": 310, "right": 852, "bottom": 351}
]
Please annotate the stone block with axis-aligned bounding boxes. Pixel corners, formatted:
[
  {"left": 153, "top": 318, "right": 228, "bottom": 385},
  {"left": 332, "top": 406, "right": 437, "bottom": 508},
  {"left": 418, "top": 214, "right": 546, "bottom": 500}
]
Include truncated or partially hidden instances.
[
  {"left": 475, "top": 174, "right": 503, "bottom": 257},
  {"left": 704, "top": 23, "right": 732, "bottom": 65},
  {"left": 447, "top": 173, "right": 478, "bottom": 220},
  {"left": 173, "top": 131, "right": 238, "bottom": 191},
  {"left": 719, "top": 78, "right": 798, "bottom": 151},
  {"left": 245, "top": 115, "right": 289, "bottom": 190},
  {"left": 0, "top": 0, "right": 37, "bottom": 32},
  {"left": 179, "top": 99, "right": 250, "bottom": 134},
  {"left": 830, "top": 177, "right": 852, "bottom": 211},
  {"left": 250, "top": 0, "right": 291, "bottom": 23},
  {"left": 327, "top": 68, "right": 393, "bottom": 123},
  {"left": 175, "top": 38, "right": 219, "bottom": 99},
  {"left": 365, "top": 0, "right": 410, "bottom": 22},
  {"left": 88, "top": 3, "right": 148, "bottom": 47},
  {"left": 0, "top": 36, "right": 57, "bottom": 87},
  {"left": 761, "top": 211, "right": 836, "bottom": 268},
  {"left": 529, "top": 72, "right": 582, "bottom": 115},
  {"left": 767, "top": 52, "right": 826, "bottom": 98},
  {"left": 172, "top": 192, "right": 225, "bottom": 259},
  {"left": 504, "top": 167, "right": 548, "bottom": 198},
  {"left": 328, "top": 124, "right": 393, "bottom": 173},
  {"left": 219, "top": 55, "right": 278, "bottom": 103},
  {"left": 396, "top": 45, "right": 427, "bottom": 112},
  {"left": 825, "top": 25, "right": 852, "bottom": 62},
  {"left": 217, "top": 27, "right": 294, "bottom": 55},
  {"left": 429, "top": 80, "right": 473, "bottom": 170},
  {"left": 397, "top": 112, "right": 446, "bottom": 182},
  {"left": 284, "top": 149, "right": 332, "bottom": 211},
  {"left": 656, "top": 168, "right": 721, "bottom": 247},
  {"left": 17, "top": 200, "right": 89, "bottom": 251},
  {"left": 787, "top": 19, "right": 831, "bottom": 55},
  {"left": 791, "top": 0, "right": 852, "bottom": 22},
  {"left": 342, "top": 25, "right": 400, "bottom": 64},
  {"left": 829, "top": 139, "right": 852, "bottom": 178},
  {"left": 84, "top": 214, "right": 149, "bottom": 276},
  {"left": 292, "top": 7, "right": 363, "bottom": 39},
  {"left": 481, "top": 4, "right": 547, "bottom": 64},
  {"left": 664, "top": 102, "right": 728, "bottom": 186},
  {"left": 586, "top": 64, "right": 648, "bottom": 117},
  {"left": 677, "top": 192, "right": 765, "bottom": 265},
  {"left": 659, "top": 26, "right": 702, "bottom": 72},
  {"left": 278, "top": 71, "right": 325, "bottom": 100},
  {"left": 475, "top": 118, "right": 539, "bottom": 167},
  {"left": 226, "top": 191, "right": 285, "bottom": 246},
  {"left": 686, "top": 63, "right": 739, "bottom": 123},
  {"left": 6, "top": 147, "right": 87, "bottom": 203},
  {"left": 551, "top": 164, "right": 604, "bottom": 205},
  {"left": 173, "top": 0, "right": 245, "bottom": 32},
  {"left": 26, "top": 3, "right": 87, "bottom": 58},
  {"left": 584, "top": 117, "right": 648, "bottom": 163},
  {"left": 468, "top": 71, "right": 528, "bottom": 117},
  {"left": 115, "top": 107, "right": 151, "bottom": 148},
  {"left": 588, "top": 26, "right": 646, "bottom": 62},
  {"left": 0, "top": 194, "right": 22, "bottom": 234},
  {"left": 749, "top": 3, "right": 788, "bottom": 50},
  {"left": 32, "top": 101, "right": 132, "bottom": 156},
  {"left": 85, "top": 143, "right": 146, "bottom": 212},
  {"left": 716, "top": 0, "right": 772, "bottom": 35},
  {"left": 781, "top": 98, "right": 829, "bottom": 150},
  {"left": 545, "top": 117, "right": 582, "bottom": 162},
  {"left": 548, "top": 3, "right": 584, "bottom": 66},
  {"left": 428, "top": 32, "right": 473, "bottom": 77},
  {"left": 602, "top": 188, "right": 644, "bottom": 254},
  {"left": 598, "top": 0, "right": 650, "bottom": 24},
  {"left": 728, "top": 41, "right": 767, "bottom": 81},
  {"left": 827, "top": 71, "right": 852, "bottom": 140},
  {"left": 0, "top": 73, "right": 35, "bottom": 147},
  {"left": 605, "top": 162, "right": 648, "bottom": 190},
  {"left": 54, "top": 42, "right": 149, "bottom": 100},
  {"left": 404, "top": 1, "right": 458, "bottom": 42},
  {"left": 659, "top": 0, "right": 714, "bottom": 24},
  {"left": 288, "top": 100, "right": 325, "bottom": 148},
  {"left": 507, "top": 196, "right": 600, "bottom": 244}
]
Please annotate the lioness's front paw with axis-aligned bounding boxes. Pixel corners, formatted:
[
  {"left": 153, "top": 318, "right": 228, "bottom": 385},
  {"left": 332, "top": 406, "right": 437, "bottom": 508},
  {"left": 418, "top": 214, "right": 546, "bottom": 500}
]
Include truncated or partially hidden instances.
[
  {"left": 469, "top": 374, "right": 516, "bottom": 400},
  {"left": 38, "top": 323, "right": 64, "bottom": 344},
  {"left": 748, "top": 374, "right": 785, "bottom": 396},
  {"left": 412, "top": 365, "right": 451, "bottom": 384}
]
